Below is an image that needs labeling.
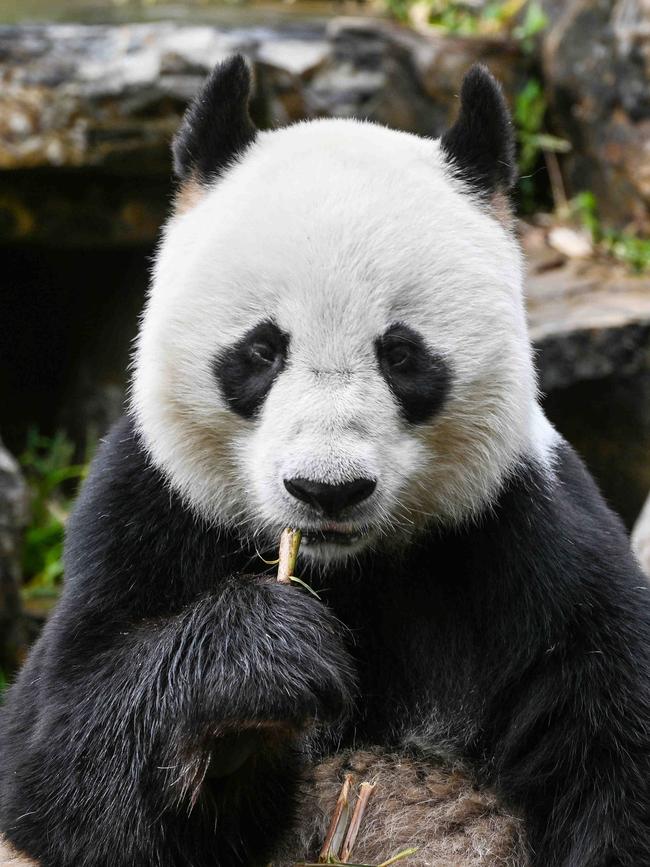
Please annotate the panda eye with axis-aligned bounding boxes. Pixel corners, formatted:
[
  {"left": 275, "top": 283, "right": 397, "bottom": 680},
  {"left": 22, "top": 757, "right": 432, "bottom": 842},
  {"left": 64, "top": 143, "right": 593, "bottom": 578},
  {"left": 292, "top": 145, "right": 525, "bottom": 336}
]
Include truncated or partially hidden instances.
[
  {"left": 249, "top": 341, "right": 279, "bottom": 366},
  {"left": 374, "top": 323, "right": 452, "bottom": 425},
  {"left": 384, "top": 343, "right": 412, "bottom": 370},
  {"left": 213, "top": 320, "right": 290, "bottom": 420}
]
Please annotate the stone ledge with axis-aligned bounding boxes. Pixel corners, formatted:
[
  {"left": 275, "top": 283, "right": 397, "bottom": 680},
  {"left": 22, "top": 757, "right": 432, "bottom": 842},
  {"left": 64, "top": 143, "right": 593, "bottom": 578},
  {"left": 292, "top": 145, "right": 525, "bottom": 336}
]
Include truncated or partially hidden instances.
[
  {"left": 0, "top": 20, "right": 525, "bottom": 172},
  {"left": 524, "top": 227, "right": 650, "bottom": 390}
]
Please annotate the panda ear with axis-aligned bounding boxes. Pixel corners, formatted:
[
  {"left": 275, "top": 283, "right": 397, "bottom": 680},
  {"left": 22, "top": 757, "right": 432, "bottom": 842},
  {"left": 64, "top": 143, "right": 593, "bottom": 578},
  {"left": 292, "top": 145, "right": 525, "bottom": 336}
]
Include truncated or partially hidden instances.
[
  {"left": 172, "top": 54, "right": 257, "bottom": 186},
  {"left": 440, "top": 65, "right": 516, "bottom": 198}
]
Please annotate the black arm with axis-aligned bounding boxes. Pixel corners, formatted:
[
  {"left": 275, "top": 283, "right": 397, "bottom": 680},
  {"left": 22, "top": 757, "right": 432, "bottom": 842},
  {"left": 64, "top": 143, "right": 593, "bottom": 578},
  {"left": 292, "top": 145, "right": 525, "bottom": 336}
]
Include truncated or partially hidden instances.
[
  {"left": 0, "top": 418, "right": 355, "bottom": 867},
  {"left": 479, "top": 446, "right": 650, "bottom": 866}
]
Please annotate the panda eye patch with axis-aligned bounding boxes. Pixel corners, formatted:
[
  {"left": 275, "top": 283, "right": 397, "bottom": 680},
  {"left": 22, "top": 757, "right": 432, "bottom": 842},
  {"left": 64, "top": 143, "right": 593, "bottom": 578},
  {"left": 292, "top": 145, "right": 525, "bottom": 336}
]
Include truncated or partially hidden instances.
[
  {"left": 375, "top": 323, "right": 452, "bottom": 425},
  {"left": 213, "top": 320, "right": 289, "bottom": 419}
]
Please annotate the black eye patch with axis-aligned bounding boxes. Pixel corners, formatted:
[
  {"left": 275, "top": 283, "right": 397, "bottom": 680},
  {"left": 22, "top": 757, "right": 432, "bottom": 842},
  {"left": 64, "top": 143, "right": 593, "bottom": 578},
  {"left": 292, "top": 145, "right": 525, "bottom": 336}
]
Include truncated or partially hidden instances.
[
  {"left": 375, "top": 323, "right": 452, "bottom": 424},
  {"left": 212, "top": 320, "right": 289, "bottom": 419}
]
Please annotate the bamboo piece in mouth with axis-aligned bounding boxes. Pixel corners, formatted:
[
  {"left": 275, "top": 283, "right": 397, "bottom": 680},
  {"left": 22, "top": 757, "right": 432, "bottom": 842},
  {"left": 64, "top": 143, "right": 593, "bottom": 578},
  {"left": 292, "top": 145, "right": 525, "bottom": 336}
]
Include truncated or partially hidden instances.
[{"left": 277, "top": 528, "right": 302, "bottom": 584}]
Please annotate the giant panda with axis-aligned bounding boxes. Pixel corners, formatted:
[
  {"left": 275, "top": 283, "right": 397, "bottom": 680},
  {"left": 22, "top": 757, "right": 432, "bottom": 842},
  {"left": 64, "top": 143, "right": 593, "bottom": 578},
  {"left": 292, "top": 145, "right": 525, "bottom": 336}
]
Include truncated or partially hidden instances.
[{"left": 2, "top": 56, "right": 650, "bottom": 867}]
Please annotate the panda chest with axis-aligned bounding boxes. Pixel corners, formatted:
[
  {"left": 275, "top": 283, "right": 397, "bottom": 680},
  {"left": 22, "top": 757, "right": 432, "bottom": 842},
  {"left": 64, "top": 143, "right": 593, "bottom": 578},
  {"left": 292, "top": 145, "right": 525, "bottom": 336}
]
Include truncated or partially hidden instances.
[{"left": 326, "top": 577, "right": 481, "bottom": 742}]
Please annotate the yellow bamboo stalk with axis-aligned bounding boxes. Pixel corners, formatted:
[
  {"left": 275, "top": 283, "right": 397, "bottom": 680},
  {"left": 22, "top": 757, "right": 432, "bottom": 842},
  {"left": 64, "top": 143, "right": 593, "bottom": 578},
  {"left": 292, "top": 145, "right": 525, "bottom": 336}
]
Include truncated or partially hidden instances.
[{"left": 277, "top": 528, "right": 302, "bottom": 584}]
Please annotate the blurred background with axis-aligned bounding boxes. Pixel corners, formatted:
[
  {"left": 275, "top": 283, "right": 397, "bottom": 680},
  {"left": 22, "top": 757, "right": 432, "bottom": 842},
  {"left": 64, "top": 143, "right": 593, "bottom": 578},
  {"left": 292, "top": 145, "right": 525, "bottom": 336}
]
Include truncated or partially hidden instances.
[{"left": 1, "top": 0, "right": 649, "bottom": 689}]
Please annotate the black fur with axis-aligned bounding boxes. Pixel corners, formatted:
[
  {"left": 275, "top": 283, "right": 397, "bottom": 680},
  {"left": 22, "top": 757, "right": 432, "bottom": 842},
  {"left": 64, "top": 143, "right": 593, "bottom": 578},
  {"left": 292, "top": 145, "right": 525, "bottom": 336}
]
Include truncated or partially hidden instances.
[
  {"left": 440, "top": 64, "right": 517, "bottom": 197},
  {"left": 375, "top": 323, "right": 452, "bottom": 424},
  {"left": 3, "top": 415, "right": 650, "bottom": 866},
  {"left": 212, "top": 319, "right": 290, "bottom": 419},
  {"left": 0, "top": 416, "right": 354, "bottom": 867},
  {"left": 172, "top": 54, "right": 257, "bottom": 183}
]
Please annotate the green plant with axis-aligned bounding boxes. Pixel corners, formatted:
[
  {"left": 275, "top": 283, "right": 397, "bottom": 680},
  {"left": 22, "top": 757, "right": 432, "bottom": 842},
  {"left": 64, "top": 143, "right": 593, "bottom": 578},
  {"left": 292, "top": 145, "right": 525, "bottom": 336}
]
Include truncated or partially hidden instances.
[
  {"left": 20, "top": 430, "right": 89, "bottom": 601},
  {"left": 571, "top": 190, "right": 599, "bottom": 236},
  {"left": 388, "top": 0, "right": 548, "bottom": 40},
  {"left": 571, "top": 191, "right": 650, "bottom": 274},
  {"left": 427, "top": 0, "right": 526, "bottom": 35},
  {"left": 426, "top": 0, "right": 484, "bottom": 34},
  {"left": 382, "top": 0, "right": 413, "bottom": 22},
  {"left": 606, "top": 233, "right": 650, "bottom": 273},
  {"left": 512, "top": 0, "right": 548, "bottom": 51},
  {"left": 514, "top": 77, "right": 570, "bottom": 213},
  {"left": 0, "top": 668, "right": 7, "bottom": 701},
  {"left": 515, "top": 78, "right": 570, "bottom": 173}
]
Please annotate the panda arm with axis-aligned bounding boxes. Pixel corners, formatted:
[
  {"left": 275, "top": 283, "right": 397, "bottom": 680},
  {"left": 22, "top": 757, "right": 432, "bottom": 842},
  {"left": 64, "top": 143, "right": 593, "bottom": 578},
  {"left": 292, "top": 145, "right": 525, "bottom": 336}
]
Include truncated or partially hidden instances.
[
  {"left": 479, "top": 444, "right": 650, "bottom": 866},
  {"left": 0, "top": 417, "right": 355, "bottom": 867}
]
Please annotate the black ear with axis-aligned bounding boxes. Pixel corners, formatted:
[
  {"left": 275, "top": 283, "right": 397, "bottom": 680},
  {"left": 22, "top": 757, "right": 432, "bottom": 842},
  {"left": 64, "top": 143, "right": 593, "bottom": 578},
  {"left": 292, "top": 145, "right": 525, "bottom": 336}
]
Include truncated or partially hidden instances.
[
  {"left": 172, "top": 54, "right": 257, "bottom": 183},
  {"left": 440, "top": 65, "right": 516, "bottom": 197}
]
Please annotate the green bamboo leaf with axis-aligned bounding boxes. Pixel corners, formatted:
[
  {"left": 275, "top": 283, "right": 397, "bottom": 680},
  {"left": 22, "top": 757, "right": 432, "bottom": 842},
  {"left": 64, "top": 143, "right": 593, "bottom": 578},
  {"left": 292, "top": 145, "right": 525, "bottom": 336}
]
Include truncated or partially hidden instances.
[{"left": 289, "top": 575, "right": 321, "bottom": 599}]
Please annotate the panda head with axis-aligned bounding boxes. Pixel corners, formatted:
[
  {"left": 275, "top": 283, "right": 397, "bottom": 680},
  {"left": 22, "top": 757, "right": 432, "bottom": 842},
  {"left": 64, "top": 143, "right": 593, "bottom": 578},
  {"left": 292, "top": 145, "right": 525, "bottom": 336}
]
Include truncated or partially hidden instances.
[{"left": 132, "top": 56, "right": 550, "bottom": 563}]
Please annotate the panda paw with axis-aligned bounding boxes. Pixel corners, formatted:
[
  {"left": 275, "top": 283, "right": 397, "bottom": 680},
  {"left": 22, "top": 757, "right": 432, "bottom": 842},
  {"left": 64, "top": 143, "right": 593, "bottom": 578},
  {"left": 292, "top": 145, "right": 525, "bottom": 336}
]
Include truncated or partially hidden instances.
[{"left": 216, "top": 576, "right": 357, "bottom": 729}]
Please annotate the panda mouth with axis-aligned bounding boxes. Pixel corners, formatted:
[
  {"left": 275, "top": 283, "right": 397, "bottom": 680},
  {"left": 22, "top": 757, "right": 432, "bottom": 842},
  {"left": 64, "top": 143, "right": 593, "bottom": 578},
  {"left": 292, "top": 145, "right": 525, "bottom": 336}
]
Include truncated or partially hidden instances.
[{"left": 301, "top": 528, "right": 364, "bottom": 547}]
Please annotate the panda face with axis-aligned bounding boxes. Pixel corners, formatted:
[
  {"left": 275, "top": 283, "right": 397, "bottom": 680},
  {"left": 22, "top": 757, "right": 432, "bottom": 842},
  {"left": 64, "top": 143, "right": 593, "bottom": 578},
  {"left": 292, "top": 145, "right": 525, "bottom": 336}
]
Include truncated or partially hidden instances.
[
  {"left": 133, "top": 117, "right": 542, "bottom": 563},
  {"left": 210, "top": 308, "right": 453, "bottom": 557}
]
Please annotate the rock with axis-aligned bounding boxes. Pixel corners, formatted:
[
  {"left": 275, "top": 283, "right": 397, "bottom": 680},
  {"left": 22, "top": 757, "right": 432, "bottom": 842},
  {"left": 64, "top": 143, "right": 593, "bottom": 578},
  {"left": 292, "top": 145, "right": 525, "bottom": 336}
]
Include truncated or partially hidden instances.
[
  {"left": 0, "top": 19, "right": 529, "bottom": 245},
  {"left": 0, "top": 23, "right": 253, "bottom": 173},
  {"left": 633, "top": 493, "right": 650, "bottom": 576},
  {"left": 256, "top": 38, "right": 330, "bottom": 76},
  {"left": 525, "top": 231, "right": 650, "bottom": 391},
  {"left": 524, "top": 224, "right": 650, "bottom": 527},
  {"left": 307, "top": 18, "right": 528, "bottom": 135},
  {"left": 1, "top": 6, "right": 648, "bottom": 236},
  {"left": 547, "top": 225, "right": 593, "bottom": 259},
  {"left": 412, "top": 31, "right": 526, "bottom": 114},
  {"left": 307, "top": 18, "right": 447, "bottom": 134},
  {"left": 542, "top": 0, "right": 650, "bottom": 231},
  {"left": 0, "top": 438, "right": 30, "bottom": 674}
]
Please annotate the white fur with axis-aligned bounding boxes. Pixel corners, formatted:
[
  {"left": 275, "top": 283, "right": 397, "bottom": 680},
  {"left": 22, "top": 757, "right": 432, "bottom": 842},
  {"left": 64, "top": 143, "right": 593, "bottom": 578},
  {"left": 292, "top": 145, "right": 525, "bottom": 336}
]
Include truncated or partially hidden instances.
[{"left": 132, "top": 118, "right": 551, "bottom": 560}]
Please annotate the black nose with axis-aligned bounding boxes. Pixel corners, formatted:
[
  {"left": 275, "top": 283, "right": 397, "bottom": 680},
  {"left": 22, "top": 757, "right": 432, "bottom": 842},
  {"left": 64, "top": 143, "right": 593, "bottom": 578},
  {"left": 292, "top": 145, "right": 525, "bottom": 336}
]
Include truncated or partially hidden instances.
[{"left": 284, "top": 477, "right": 376, "bottom": 517}]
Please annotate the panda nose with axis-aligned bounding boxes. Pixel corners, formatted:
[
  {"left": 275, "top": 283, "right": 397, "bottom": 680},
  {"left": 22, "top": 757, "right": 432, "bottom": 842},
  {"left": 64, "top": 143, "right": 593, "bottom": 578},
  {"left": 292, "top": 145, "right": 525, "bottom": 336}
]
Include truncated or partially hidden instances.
[{"left": 284, "top": 477, "right": 376, "bottom": 517}]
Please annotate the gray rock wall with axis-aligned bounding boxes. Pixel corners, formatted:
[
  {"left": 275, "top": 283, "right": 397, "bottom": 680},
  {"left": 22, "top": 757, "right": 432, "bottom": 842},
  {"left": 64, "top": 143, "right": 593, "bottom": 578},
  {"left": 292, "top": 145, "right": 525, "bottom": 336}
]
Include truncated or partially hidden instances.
[
  {"left": 0, "top": 19, "right": 530, "bottom": 245},
  {"left": 542, "top": 0, "right": 650, "bottom": 232},
  {"left": 2, "top": 5, "right": 650, "bottom": 238}
]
